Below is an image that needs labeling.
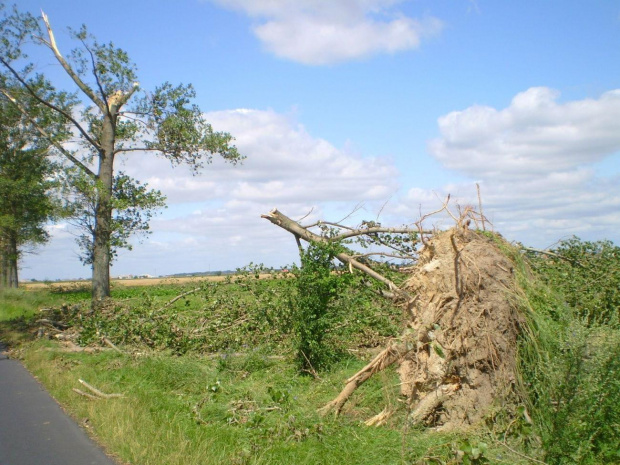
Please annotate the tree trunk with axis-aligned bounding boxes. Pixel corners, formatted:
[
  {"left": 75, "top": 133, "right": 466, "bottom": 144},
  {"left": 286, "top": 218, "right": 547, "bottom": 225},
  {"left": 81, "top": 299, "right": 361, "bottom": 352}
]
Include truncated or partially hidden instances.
[
  {"left": 91, "top": 114, "right": 116, "bottom": 303},
  {"left": 0, "top": 237, "right": 7, "bottom": 289},
  {"left": 6, "top": 234, "right": 18, "bottom": 288},
  {"left": 0, "top": 234, "right": 19, "bottom": 288}
]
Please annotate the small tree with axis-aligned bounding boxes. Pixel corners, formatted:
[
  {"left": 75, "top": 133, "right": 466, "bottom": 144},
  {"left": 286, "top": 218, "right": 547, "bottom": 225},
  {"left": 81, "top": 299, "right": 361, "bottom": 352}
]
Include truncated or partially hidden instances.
[
  {"left": 0, "top": 4, "right": 242, "bottom": 303},
  {"left": 293, "top": 242, "right": 346, "bottom": 373}
]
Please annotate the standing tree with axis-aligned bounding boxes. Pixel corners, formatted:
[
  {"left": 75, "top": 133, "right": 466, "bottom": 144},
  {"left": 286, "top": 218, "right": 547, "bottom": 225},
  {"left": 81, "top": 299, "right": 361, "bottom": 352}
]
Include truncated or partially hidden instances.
[
  {"left": 0, "top": 147, "right": 58, "bottom": 288},
  {"left": 62, "top": 167, "right": 167, "bottom": 267},
  {"left": 0, "top": 4, "right": 242, "bottom": 302},
  {"left": 0, "top": 74, "right": 71, "bottom": 288}
]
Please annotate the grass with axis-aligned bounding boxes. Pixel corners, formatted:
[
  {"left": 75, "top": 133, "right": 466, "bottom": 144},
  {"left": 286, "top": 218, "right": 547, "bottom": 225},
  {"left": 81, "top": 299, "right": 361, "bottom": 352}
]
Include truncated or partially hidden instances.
[
  {"left": 0, "top": 282, "right": 517, "bottom": 465},
  {"left": 19, "top": 339, "right": 457, "bottom": 465},
  {"left": 11, "top": 236, "right": 619, "bottom": 465}
]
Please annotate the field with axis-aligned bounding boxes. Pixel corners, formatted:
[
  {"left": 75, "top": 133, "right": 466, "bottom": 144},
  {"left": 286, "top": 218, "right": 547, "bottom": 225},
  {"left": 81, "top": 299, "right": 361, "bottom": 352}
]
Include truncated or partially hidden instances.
[
  {"left": 2, "top": 237, "right": 619, "bottom": 465},
  {"left": 22, "top": 275, "right": 232, "bottom": 290}
]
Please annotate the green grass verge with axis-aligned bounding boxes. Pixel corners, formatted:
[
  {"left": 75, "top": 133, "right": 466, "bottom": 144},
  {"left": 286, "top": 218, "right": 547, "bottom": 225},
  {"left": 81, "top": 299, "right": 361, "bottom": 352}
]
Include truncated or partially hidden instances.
[
  {"left": 1, "top": 283, "right": 520, "bottom": 465},
  {"left": 19, "top": 341, "right": 476, "bottom": 465}
]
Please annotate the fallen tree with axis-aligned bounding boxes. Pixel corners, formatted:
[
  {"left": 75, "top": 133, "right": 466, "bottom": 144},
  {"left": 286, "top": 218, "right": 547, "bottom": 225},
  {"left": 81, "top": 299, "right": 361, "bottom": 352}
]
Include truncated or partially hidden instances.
[{"left": 262, "top": 204, "right": 524, "bottom": 430}]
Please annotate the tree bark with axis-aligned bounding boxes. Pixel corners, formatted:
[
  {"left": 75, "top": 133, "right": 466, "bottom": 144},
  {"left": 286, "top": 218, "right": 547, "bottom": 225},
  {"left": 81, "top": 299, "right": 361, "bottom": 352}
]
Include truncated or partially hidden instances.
[
  {"left": 0, "top": 234, "right": 19, "bottom": 288},
  {"left": 0, "top": 238, "right": 7, "bottom": 288},
  {"left": 91, "top": 113, "right": 116, "bottom": 302},
  {"left": 7, "top": 234, "right": 18, "bottom": 288}
]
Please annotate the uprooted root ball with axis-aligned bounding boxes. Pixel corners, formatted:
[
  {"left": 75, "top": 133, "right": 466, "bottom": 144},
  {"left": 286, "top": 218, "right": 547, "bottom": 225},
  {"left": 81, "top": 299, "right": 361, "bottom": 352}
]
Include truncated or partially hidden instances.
[
  {"left": 320, "top": 227, "right": 524, "bottom": 430},
  {"left": 398, "top": 228, "right": 522, "bottom": 429}
]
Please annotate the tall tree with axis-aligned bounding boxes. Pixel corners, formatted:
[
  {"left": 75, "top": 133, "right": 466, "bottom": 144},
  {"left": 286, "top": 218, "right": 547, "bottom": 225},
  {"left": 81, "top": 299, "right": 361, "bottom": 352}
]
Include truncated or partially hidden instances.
[
  {"left": 0, "top": 4, "right": 242, "bottom": 302},
  {"left": 0, "top": 148, "right": 58, "bottom": 288},
  {"left": 0, "top": 80, "right": 69, "bottom": 287}
]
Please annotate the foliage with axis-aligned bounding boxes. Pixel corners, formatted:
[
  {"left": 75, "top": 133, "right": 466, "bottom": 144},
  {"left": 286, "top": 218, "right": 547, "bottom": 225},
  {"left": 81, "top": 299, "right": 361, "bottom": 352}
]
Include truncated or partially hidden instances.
[
  {"left": 505, "top": 237, "right": 620, "bottom": 465},
  {"left": 0, "top": 76, "right": 71, "bottom": 286},
  {"left": 69, "top": 268, "right": 400, "bottom": 359},
  {"left": 0, "top": 148, "right": 57, "bottom": 272},
  {"left": 291, "top": 242, "right": 351, "bottom": 372},
  {"left": 62, "top": 168, "right": 167, "bottom": 265},
  {"left": 542, "top": 324, "right": 620, "bottom": 464},
  {"left": 0, "top": 3, "right": 243, "bottom": 301},
  {"left": 527, "top": 237, "right": 620, "bottom": 326}
]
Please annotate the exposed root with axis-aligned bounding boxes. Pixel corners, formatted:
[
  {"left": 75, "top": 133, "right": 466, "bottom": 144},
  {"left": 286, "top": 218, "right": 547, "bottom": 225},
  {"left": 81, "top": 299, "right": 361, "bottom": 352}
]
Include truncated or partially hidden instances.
[
  {"left": 264, "top": 201, "right": 523, "bottom": 430},
  {"left": 409, "top": 383, "right": 459, "bottom": 425},
  {"left": 321, "top": 227, "right": 522, "bottom": 429}
]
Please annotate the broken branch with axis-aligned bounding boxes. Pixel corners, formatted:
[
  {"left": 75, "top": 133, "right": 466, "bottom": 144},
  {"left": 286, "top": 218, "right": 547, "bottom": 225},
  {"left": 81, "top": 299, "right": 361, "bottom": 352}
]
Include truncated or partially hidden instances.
[
  {"left": 78, "top": 378, "right": 123, "bottom": 399},
  {"left": 261, "top": 209, "right": 405, "bottom": 295},
  {"left": 318, "top": 342, "right": 411, "bottom": 416}
]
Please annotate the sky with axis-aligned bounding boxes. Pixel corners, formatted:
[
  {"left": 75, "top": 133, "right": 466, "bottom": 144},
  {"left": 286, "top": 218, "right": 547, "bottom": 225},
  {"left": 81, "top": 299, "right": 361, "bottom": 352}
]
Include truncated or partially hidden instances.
[{"left": 12, "top": 0, "right": 620, "bottom": 280}]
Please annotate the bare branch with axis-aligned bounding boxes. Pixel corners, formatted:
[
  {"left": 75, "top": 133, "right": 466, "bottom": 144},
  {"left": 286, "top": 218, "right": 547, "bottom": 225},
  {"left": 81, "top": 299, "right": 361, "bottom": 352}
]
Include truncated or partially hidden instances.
[
  {"left": 351, "top": 252, "right": 416, "bottom": 261},
  {"left": 113, "top": 147, "right": 150, "bottom": 154},
  {"left": 332, "top": 226, "right": 424, "bottom": 242},
  {"left": 78, "top": 378, "right": 124, "bottom": 398},
  {"left": 521, "top": 246, "right": 586, "bottom": 268},
  {"left": 303, "top": 220, "right": 355, "bottom": 231},
  {"left": 80, "top": 37, "right": 110, "bottom": 118},
  {"left": 261, "top": 209, "right": 405, "bottom": 294},
  {"left": 318, "top": 342, "right": 410, "bottom": 416},
  {"left": 296, "top": 207, "right": 314, "bottom": 223},
  {"left": 476, "top": 183, "right": 486, "bottom": 232},
  {"left": 39, "top": 11, "right": 106, "bottom": 111},
  {"left": 336, "top": 202, "right": 364, "bottom": 224}
]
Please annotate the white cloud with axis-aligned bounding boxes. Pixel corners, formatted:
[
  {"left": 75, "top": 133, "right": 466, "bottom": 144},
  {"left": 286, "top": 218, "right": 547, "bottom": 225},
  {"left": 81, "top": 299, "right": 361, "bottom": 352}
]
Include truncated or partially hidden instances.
[
  {"left": 23, "top": 107, "right": 400, "bottom": 280},
  {"left": 429, "top": 87, "right": 620, "bottom": 178},
  {"left": 122, "top": 108, "right": 399, "bottom": 205},
  {"left": 398, "top": 87, "right": 620, "bottom": 246},
  {"left": 21, "top": 89, "right": 620, "bottom": 280},
  {"left": 209, "top": 0, "right": 442, "bottom": 64}
]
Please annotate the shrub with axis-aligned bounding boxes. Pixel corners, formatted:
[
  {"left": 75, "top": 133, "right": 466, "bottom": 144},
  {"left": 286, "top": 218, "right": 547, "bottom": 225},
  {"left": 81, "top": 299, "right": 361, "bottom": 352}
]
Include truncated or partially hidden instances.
[
  {"left": 527, "top": 237, "right": 620, "bottom": 326},
  {"left": 291, "top": 242, "right": 348, "bottom": 373},
  {"left": 515, "top": 237, "right": 620, "bottom": 464}
]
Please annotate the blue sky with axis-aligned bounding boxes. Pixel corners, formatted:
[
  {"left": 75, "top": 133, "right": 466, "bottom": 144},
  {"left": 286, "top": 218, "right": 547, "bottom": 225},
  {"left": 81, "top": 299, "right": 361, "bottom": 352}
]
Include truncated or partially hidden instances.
[{"left": 13, "top": 0, "right": 620, "bottom": 280}]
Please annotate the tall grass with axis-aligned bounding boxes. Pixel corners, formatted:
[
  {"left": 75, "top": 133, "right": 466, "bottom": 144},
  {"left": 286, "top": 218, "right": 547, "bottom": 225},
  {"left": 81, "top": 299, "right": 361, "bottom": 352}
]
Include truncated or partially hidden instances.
[{"left": 503, "top": 239, "right": 620, "bottom": 465}]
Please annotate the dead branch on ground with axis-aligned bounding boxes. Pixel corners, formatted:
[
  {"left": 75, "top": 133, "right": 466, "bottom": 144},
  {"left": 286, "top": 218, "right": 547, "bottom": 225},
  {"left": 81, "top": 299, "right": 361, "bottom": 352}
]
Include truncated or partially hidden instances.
[{"left": 74, "top": 378, "right": 124, "bottom": 399}]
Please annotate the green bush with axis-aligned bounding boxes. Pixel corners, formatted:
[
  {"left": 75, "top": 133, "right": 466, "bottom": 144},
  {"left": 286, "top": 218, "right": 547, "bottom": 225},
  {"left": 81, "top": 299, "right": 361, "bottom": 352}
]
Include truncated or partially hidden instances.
[
  {"left": 528, "top": 237, "right": 620, "bottom": 326},
  {"left": 291, "top": 242, "right": 348, "bottom": 373}
]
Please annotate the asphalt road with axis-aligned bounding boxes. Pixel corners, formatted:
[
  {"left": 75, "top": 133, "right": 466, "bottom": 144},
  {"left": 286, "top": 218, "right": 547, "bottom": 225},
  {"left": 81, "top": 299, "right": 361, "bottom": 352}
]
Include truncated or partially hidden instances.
[{"left": 0, "top": 343, "right": 119, "bottom": 465}]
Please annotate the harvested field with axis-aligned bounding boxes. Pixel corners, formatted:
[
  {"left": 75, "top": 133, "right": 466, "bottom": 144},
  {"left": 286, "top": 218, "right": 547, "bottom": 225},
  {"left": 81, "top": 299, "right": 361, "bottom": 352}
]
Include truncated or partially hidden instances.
[{"left": 21, "top": 275, "right": 233, "bottom": 290}]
